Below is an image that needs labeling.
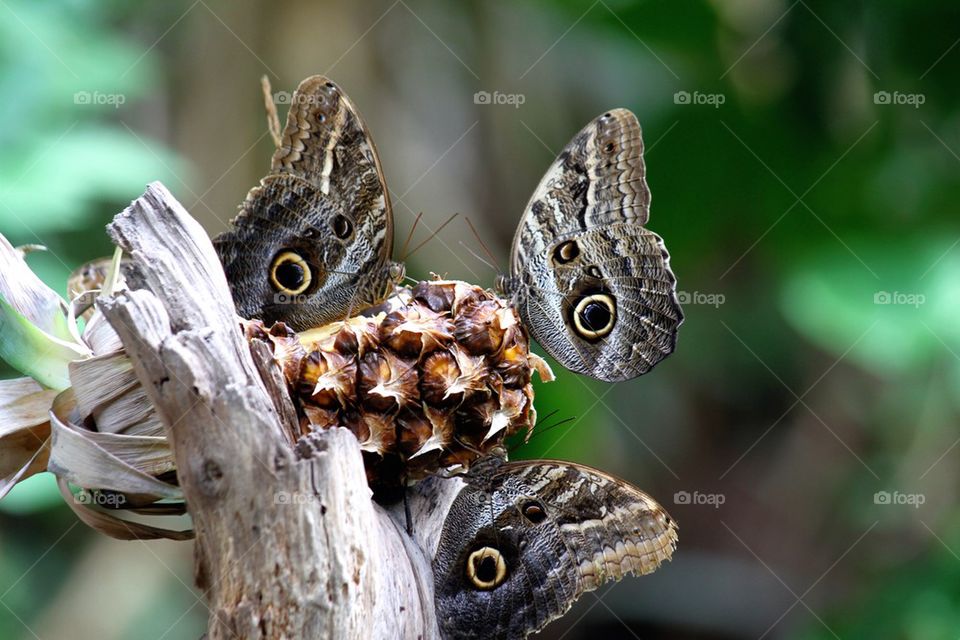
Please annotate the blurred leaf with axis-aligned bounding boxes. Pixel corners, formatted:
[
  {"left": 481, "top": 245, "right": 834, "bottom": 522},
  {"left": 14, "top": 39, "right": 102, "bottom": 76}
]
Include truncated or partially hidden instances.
[
  {"left": 0, "top": 471, "right": 63, "bottom": 515},
  {"left": 0, "top": 297, "right": 88, "bottom": 390},
  {"left": 780, "top": 237, "right": 960, "bottom": 376},
  {"left": 797, "top": 518, "right": 960, "bottom": 640},
  {"left": 0, "top": 127, "right": 184, "bottom": 234},
  {"left": 0, "top": 234, "right": 72, "bottom": 340}
]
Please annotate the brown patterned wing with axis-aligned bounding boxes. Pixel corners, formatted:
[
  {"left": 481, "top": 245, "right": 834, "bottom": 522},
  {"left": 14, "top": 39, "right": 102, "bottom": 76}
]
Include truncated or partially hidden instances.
[
  {"left": 502, "top": 109, "right": 683, "bottom": 382},
  {"left": 271, "top": 75, "right": 395, "bottom": 260},
  {"left": 433, "top": 456, "right": 677, "bottom": 639},
  {"left": 499, "top": 459, "right": 678, "bottom": 588},
  {"left": 213, "top": 76, "right": 401, "bottom": 330},
  {"left": 215, "top": 174, "right": 399, "bottom": 329}
]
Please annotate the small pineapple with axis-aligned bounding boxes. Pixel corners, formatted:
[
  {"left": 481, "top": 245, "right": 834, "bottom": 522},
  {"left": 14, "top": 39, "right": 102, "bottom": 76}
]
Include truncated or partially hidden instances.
[{"left": 246, "top": 279, "right": 553, "bottom": 497}]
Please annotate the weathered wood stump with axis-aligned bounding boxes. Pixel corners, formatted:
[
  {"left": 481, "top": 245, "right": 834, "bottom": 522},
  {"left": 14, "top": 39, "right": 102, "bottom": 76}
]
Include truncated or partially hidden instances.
[{"left": 101, "top": 182, "right": 461, "bottom": 639}]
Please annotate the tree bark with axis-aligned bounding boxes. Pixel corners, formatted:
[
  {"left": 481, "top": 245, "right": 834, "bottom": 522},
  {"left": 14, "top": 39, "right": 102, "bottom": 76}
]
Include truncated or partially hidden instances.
[{"left": 99, "top": 182, "right": 461, "bottom": 639}]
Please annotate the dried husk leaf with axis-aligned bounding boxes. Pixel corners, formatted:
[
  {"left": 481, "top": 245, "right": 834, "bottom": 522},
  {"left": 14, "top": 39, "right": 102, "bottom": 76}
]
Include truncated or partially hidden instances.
[
  {"left": 0, "top": 377, "right": 55, "bottom": 498},
  {"left": 81, "top": 310, "right": 124, "bottom": 354},
  {"left": 48, "top": 389, "right": 179, "bottom": 499},
  {"left": 70, "top": 351, "right": 139, "bottom": 417},
  {"left": 55, "top": 477, "right": 192, "bottom": 541}
]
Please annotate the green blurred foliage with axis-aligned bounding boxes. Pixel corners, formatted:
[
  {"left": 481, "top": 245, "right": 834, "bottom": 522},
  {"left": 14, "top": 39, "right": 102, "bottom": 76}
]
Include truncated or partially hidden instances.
[
  {"left": 0, "top": 1, "right": 191, "bottom": 638},
  {"left": 0, "top": 0, "right": 181, "bottom": 293}
]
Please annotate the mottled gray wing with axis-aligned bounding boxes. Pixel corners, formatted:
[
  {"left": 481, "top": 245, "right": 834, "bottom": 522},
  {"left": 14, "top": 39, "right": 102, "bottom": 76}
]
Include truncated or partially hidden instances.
[
  {"left": 214, "top": 174, "right": 395, "bottom": 329},
  {"left": 271, "top": 75, "right": 395, "bottom": 260},
  {"left": 433, "top": 457, "right": 676, "bottom": 639},
  {"left": 214, "top": 76, "right": 400, "bottom": 330},
  {"left": 504, "top": 109, "right": 682, "bottom": 382},
  {"left": 498, "top": 460, "right": 678, "bottom": 588}
]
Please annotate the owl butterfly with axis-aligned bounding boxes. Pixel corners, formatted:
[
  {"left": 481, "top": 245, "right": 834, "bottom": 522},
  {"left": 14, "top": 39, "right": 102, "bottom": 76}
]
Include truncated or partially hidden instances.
[
  {"left": 214, "top": 76, "right": 403, "bottom": 331},
  {"left": 434, "top": 455, "right": 677, "bottom": 639},
  {"left": 497, "top": 109, "right": 683, "bottom": 382}
]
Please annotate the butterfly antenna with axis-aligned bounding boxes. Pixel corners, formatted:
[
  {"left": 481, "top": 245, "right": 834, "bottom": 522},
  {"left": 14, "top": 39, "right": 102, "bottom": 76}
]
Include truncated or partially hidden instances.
[
  {"left": 464, "top": 216, "right": 502, "bottom": 273},
  {"left": 536, "top": 408, "right": 560, "bottom": 428},
  {"left": 524, "top": 415, "right": 578, "bottom": 445},
  {"left": 402, "top": 212, "right": 460, "bottom": 261},
  {"left": 398, "top": 212, "right": 423, "bottom": 261},
  {"left": 261, "top": 75, "right": 283, "bottom": 148},
  {"left": 506, "top": 412, "right": 578, "bottom": 455},
  {"left": 458, "top": 241, "right": 497, "bottom": 272}
]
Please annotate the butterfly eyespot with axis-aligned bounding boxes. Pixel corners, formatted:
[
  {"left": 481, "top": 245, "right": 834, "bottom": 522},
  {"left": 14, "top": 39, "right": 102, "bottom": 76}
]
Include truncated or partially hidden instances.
[
  {"left": 332, "top": 214, "right": 354, "bottom": 239},
  {"left": 586, "top": 265, "right": 603, "bottom": 279},
  {"left": 466, "top": 546, "right": 508, "bottom": 590},
  {"left": 552, "top": 240, "right": 580, "bottom": 265},
  {"left": 603, "top": 141, "right": 617, "bottom": 154},
  {"left": 521, "top": 500, "right": 547, "bottom": 523},
  {"left": 572, "top": 293, "right": 617, "bottom": 340},
  {"left": 269, "top": 251, "right": 312, "bottom": 295}
]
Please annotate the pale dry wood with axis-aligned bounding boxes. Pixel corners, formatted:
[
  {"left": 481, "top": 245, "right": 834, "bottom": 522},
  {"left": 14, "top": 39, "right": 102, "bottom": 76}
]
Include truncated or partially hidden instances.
[{"left": 98, "top": 182, "right": 460, "bottom": 639}]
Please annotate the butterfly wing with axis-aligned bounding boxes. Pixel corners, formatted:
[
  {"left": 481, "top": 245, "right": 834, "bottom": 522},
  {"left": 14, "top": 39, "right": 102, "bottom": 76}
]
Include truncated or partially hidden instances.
[
  {"left": 497, "top": 459, "right": 678, "bottom": 588},
  {"left": 215, "top": 174, "right": 395, "bottom": 329},
  {"left": 271, "top": 75, "right": 395, "bottom": 259},
  {"left": 506, "top": 109, "right": 682, "bottom": 382},
  {"left": 214, "top": 76, "right": 398, "bottom": 330},
  {"left": 433, "top": 457, "right": 676, "bottom": 639}
]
